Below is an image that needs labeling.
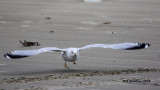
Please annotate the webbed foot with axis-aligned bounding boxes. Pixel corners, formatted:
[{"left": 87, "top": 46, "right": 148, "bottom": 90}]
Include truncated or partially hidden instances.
[
  {"left": 73, "top": 61, "right": 76, "bottom": 64},
  {"left": 64, "top": 61, "right": 70, "bottom": 69}
]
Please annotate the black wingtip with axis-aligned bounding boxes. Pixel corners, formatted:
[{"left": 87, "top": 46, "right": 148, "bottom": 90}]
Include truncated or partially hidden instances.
[
  {"left": 146, "top": 43, "right": 151, "bottom": 47},
  {"left": 126, "top": 42, "right": 151, "bottom": 50},
  {"left": 141, "top": 42, "right": 151, "bottom": 48},
  {"left": 4, "top": 53, "right": 11, "bottom": 59},
  {"left": 4, "top": 53, "right": 28, "bottom": 59}
]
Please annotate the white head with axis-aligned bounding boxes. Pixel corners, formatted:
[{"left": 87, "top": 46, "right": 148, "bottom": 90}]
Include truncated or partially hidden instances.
[
  {"left": 67, "top": 48, "right": 79, "bottom": 61},
  {"left": 61, "top": 48, "right": 79, "bottom": 62},
  {"left": 69, "top": 48, "right": 79, "bottom": 57}
]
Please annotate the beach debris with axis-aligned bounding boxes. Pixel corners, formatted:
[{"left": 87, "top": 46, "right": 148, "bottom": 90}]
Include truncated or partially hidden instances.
[
  {"left": 103, "top": 21, "right": 111, "bottom": 24},
  {"left": 50, "top": 30, "right": 54, "bottom": 33},
  {"left": 19, "top": 40, "right": 40, "bottom": 47},
  {"left": 46, "top": 17, "right": 51, "bottom": 20}
]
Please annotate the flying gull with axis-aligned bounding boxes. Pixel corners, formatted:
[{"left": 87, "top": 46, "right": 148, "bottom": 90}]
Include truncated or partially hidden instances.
[{"left": 4, "top": 42, "right": 150, "bottom": 68}]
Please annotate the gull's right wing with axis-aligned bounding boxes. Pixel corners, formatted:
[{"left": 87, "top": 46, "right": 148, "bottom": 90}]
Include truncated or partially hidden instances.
[{"left": 4, "top": 47, "right": 64, "bottom": 59}]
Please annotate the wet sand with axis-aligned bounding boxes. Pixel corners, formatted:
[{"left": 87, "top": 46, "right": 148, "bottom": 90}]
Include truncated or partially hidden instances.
[{"left": 0, "top": 0, "right": 160, "bottom": 90}]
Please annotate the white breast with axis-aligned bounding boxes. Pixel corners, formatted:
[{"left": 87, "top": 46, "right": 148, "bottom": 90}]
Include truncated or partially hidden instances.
[{"left": 61, "top": 48, "right": 79, "bottom": 62}]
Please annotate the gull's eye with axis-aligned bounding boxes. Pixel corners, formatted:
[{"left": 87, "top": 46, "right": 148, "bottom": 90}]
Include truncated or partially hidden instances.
[{"left": 71, "top": 51, "right": 74, "bottom": 54}]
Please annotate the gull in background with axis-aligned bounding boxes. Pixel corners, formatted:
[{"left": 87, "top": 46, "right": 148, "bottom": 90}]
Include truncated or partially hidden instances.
[{"left": 4, "top": 42, "right": 150, "bottom": 68}]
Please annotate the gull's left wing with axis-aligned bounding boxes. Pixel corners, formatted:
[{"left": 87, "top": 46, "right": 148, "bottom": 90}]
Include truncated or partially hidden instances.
[
  {"left": 79, "top": 42, "right": 150, "bottom": 51},
  {"left": 4, "top": 47, "right": 64, "bottom": 59}
]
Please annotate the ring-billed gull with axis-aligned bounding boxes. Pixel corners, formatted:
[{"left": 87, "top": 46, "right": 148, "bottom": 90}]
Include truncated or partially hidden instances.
[{"left": 4, "top": 42, "right": 150, "bottom": 68}]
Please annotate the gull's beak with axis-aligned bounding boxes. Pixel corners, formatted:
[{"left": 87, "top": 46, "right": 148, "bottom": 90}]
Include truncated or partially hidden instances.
[
  {"left": 72, "top": 52, "right": 77, "bottom": 58},
  {"left": 74, "top": 53, "right": 77, "bottom": 56}
]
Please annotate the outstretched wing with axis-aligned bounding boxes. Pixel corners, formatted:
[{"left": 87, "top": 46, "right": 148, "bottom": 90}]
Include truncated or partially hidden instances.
[
  {"left": 79, "top": 42, "right": 150, "bottom": 50},
  {"left": 4, "top": 47, "right": 64, "bottom": 59}
]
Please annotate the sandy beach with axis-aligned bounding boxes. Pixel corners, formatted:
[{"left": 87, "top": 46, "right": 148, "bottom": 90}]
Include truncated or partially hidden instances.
[{"left": 0, "top": 0, "right": 160, "bottom": 90}]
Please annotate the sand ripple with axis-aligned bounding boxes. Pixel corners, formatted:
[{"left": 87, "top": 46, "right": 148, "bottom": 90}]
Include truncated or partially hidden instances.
[{"left": 0, "top": 68, "right": 159, "bottom": 84}]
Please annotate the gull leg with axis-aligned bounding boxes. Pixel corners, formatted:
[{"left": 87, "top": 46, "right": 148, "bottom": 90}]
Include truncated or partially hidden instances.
[
  {"left": 73, "top": 61, "right": 76, "bottom": 64},
  {"left": 64, "top": 61, "right": 69, "bottom": 68}
]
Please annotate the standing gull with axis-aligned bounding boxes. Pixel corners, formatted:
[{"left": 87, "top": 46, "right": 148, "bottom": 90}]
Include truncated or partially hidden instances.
[{"left": 4, "top": 42, "right": 150, "bottom": 68}]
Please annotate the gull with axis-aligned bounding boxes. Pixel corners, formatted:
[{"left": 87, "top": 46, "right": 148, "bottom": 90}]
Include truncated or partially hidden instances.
[{"left": 4, "top": 42, "right": 150, "bottom": 68}]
